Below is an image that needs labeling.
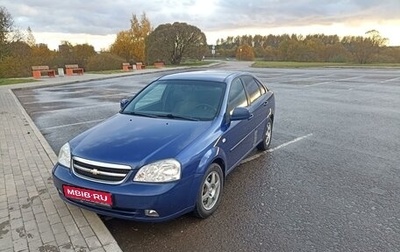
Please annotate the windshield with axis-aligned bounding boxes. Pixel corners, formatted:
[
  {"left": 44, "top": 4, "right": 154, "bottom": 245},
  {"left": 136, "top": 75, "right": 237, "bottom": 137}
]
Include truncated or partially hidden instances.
[{"left": 122, "top": 79, "right": 226, "bottom": 121}]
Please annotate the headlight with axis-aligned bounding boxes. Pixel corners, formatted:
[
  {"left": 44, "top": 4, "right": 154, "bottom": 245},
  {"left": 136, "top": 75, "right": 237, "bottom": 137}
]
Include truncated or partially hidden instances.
[
  {"left": 58, "top": 143, "right": 71, "bottom": 168},
  {"left": 134, "top": 159, "right": 181, "bottom": 182}
]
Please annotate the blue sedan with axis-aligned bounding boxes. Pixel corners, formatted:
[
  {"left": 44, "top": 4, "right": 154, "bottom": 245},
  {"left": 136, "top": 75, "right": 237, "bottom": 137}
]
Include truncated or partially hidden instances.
[{"left": 52, "top": 70, "right": 275, "bottom": 222}]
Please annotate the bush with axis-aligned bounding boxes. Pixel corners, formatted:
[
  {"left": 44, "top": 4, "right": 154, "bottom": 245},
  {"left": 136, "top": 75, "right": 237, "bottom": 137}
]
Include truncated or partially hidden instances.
[
  {"left": 86, "top": 53, "right": 126, "bottom": 71},
  {"left": 0, "top": 56, "right": 31, "bottom": 78}
]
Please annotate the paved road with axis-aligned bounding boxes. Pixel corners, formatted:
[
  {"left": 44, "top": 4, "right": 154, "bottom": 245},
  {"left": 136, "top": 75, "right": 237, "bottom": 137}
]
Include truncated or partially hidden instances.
[{"left": 14, "top": 62, "right": 400, "bottom": 251}]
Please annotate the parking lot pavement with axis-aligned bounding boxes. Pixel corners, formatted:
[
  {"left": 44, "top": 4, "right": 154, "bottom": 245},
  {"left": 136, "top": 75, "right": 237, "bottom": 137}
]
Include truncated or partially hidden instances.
[{"left": 5, "top": 63, "right": 400, "bottom": 251}]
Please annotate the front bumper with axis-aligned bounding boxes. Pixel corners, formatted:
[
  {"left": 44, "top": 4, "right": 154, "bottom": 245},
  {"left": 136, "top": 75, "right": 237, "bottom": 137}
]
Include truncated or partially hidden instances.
[{"left": 52, "top": 163, "right": 197, "bottom": 222}]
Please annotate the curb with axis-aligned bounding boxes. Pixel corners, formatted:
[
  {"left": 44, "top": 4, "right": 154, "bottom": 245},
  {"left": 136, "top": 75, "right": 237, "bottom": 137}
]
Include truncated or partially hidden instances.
[{"left": 8, "top": 89, "right": 123, "bottom": 252}]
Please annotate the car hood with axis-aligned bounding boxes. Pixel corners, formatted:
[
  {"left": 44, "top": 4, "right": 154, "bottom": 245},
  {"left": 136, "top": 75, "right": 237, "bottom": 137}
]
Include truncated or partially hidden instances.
[{"left": 70, "top": 113, "right": 213, "bottom": 168}]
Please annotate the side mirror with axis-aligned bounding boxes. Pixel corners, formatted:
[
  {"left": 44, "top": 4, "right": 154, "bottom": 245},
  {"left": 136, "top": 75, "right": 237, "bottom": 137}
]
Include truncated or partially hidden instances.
[
  {"left": 231, "top": 107, "right": 251, "bottom": 121},
  {"left": 120, "top": 98, "right": 129, "bottom": 110}
]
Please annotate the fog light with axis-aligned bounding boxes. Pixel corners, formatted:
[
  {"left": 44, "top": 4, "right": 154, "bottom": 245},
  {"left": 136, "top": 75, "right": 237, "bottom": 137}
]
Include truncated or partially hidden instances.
[{"left": 145, "top": 209, "right": 159, "bottom": 217}]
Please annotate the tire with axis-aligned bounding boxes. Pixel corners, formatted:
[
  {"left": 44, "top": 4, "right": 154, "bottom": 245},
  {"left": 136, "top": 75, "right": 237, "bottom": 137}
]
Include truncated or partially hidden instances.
[
  {"left": 194, "top": 163, "right": 224, "bottom": 219},
  {"left": 257, "top": 118, "right": 273, "bottom": 151}
]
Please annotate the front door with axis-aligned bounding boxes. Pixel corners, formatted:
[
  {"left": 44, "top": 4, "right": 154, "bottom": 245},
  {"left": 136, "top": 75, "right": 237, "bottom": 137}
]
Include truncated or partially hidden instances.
[{"left": 219, "top": 78, "right": 252, "bottom": 170}]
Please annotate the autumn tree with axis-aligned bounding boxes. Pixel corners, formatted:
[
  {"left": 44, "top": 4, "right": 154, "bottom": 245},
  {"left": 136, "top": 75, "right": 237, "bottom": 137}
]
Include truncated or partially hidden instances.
[
  {"left": 31, "top": 43, "right": 56, "bottom": 67},
  {"left": 0, "top": 41, "right": 32, "bottom": 77},
  {"left": 342, "top": 30, "right": 388, "bottom": 64},
  {"left": 86, "top": 52, "right": 125, "bottom": 71},
  {"left": 366, "top": 30, "right": 387, "bottom": 48},
  {"left": 216, "top": 31, "right": 394, "bottom": 63},
  {"left": 70, "top": 43, "right": 96, "bottom": 67},
  {"left": 57, "top": 41, "right": 74, "bottom": 65},
  {"left": 110, "top": 13, "right": 151, "bottom": 62},
  {"left": 110, "top": 31, "right": 131, "bottom": 61},
  {"left": 146, "top": 22, "right": 207, "bottom": 65},
  {"left": 341, "top": 36, "right": 374, "bottom": 64},
  {"left": 55, "top": 41, "right": 95, "bottom": 68},
  {"left": 236, "top": 44, "right": 255, "bottom": 61},
  {"left": 323, "top": 43, "right": 349, "bottom": 62},
  {"left": 216, "top": 37, "right": 237, "bottom": 58}
]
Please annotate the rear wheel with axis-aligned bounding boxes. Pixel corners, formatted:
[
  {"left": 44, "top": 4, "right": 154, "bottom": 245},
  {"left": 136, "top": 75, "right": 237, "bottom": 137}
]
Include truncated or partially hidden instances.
[
  {"left": 194, "top": 163, "right": 224, "bottom": 218},
  {"left": 257, "top": 118, "right": 273, "bottom": 151}
]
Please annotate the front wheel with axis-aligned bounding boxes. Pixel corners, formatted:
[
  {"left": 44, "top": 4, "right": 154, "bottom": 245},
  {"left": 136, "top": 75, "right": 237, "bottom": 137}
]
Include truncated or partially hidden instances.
[
  {"left": 194, "top": 163, "right": 224, "bottom": 219},
  {"left": 257, "top": 118, "right": 273, "bottom": 151}
]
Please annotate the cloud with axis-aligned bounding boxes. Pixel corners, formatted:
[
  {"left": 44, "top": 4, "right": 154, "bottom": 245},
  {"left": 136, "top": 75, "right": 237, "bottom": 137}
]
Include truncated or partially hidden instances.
[{"left": 3, "top": 0, "right": 399, "bottom": 49}]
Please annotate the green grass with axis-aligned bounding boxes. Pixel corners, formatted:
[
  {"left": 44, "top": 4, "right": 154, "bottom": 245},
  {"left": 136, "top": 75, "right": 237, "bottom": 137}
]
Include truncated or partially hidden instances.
[
  {"left": 0, "top": 78, "right": 38, "bottom": 86},
  {"left": 252, "top": 61, "right": 400, "bottom": 68},
  {"left": 179, "top": 60, "right": 217, "bottom": 66}
]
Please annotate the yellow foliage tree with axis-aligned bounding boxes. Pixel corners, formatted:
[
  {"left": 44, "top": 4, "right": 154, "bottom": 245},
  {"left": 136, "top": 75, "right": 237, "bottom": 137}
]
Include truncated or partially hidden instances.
[
  {"left": 110, "top": 12, "right": 152, "bottom": 63},
  {"left": 236, "top": 44, "right": 255, "bottom": 61},
  {"left": 110, "top": 31, "right": 131, "bottom": 61}
]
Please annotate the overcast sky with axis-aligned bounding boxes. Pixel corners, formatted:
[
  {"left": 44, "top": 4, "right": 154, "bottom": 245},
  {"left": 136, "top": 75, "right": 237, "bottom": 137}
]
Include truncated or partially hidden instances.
[{"left": 4, "top": 0, "right": 400, "bottom": 50}]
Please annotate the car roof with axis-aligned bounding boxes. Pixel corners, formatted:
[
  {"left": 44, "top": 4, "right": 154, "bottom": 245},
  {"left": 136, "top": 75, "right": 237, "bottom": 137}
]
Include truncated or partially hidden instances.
[{"left": 159, "top": 70, "right": 249, "bottom": 83}]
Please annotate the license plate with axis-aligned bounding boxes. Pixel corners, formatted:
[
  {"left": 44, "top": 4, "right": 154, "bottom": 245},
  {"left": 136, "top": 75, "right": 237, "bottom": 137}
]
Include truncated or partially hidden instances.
[{"left": 63, "top": 185, "right": 112, "bottom": 206}]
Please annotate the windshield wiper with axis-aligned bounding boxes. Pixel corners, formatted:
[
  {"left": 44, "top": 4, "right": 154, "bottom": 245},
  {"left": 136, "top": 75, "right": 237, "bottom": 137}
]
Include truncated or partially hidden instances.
[
  {"left": 122, "top": 111, "right": 158, "bottom": 118},
  {"left": 122, "top": 111, "right": 198, "bottom": 121},
  {"left": 157, "top": 113, "right": 199, "bottom": 121}
]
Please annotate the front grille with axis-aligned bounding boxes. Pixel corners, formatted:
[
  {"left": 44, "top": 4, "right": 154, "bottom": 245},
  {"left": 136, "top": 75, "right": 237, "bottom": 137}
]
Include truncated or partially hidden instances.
[{"left": 72, "top": 157, "right": 131, "bottom": 184}]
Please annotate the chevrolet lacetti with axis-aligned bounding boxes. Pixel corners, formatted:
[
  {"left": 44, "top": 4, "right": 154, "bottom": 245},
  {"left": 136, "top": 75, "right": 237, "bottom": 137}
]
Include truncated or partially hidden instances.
[{"left": 52, "top": 70, "right": 275, "bottom": 222}]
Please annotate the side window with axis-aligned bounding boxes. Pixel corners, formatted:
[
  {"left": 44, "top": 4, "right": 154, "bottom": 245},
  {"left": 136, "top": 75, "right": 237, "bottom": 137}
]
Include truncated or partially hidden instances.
[
  {"left": 228, "top": 78, "right": 248, "bottom": 113},
  {"left": 241, "top": 76, "right": 263, "bottom": 104},
  {"left": 255, "top": 79, "right": 267, "bottom": 94}
]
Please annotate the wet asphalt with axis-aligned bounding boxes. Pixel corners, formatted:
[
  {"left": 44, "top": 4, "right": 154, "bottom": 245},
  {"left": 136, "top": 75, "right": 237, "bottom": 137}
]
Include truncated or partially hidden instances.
[{"left": 13, "top": 62, "right": 400, "bottom": 251}]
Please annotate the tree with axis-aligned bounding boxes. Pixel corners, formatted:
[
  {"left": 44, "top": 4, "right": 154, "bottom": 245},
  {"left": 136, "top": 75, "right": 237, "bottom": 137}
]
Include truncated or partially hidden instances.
[
  {"left": 55, "top": 41, "right": 96, "bottom": 68},
  {"left": 366, "top": 30, "right": 387, "bottom": 48},
  {"left": 236, "top": 44, "right": 255, "bottom": 61},
  {"left": 57, "top": 41, "right": 74, "bottom": 65},
  {"left": 86, "top": 52, "right": 125, "bottom": 71},
  {"left": 0, "top": 6, "right": 13, "bottom": 45},
  {"left": 71, "top": 43, "right": 96, "bottom": 67},
  {"left": 31, "top": 43, "right": 56, "bottom": 66},
  {"left": 0, "top": 6, "right": 14, "bottom": 59},
  {"left": 341, "top": 30, "right": 387, "bottom": 64},
  {"left": 0, "top": 41, "right": 33, "bottom": 78},
  {"left": 146, "top": 22, "right": 207, "bottom": 65},
  {"left": 342, "top": 36, "right": 373, "bottom": 64},
  {"left": 110, "top": 30, "right": 132, "bottom": 61},
  {"left": 323, "top": 43, "right": 349, "bottom": 62},
  {"left": 110, "top": 13, "right": 151, "bottom": 62},
  {"left": 26, "top": 27, "right": 36, "bottom": 47},
  {"left": 130, "top": 13, "right": 151, "bottom": 62}
]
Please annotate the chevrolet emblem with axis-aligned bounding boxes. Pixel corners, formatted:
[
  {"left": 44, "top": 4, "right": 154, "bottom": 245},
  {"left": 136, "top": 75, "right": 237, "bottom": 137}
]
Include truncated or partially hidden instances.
[{"left": 90, "top": 169, "right": 100, "bottom": 175}]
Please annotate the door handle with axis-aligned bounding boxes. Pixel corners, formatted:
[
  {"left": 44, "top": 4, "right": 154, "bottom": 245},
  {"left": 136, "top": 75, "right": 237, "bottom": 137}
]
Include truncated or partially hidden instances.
[
  {"left": 248, "top": 114, "right": 254, "bottom": 120},
  {"left": 263, "top": 101, "right": 269, "bottom": 106}
]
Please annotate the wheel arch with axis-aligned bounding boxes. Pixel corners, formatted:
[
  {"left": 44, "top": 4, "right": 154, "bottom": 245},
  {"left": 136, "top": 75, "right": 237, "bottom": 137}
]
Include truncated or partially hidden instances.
[
  {"left": 211, "top": 157, "right": 226, "bottom": 179},
  {"left": 195, "top": 146, "right": 227, "bottom": 176}
]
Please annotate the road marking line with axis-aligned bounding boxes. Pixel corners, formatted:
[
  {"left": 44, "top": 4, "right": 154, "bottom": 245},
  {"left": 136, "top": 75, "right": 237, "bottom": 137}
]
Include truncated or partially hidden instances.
[
  {"left": 42, "top": 119, "right": 105, "bottom": 131},
  {"left": 304, "top": 81, "right": 330, "bottom": 87},
  {"left": 380, "top": 77, "right": 400, "bottom": 83},
  {"left": 267, "top": 133, "right": 313, "bottom": 152},
  {"left": 241, "top": 133, "right": 313, "bottom": 164}
]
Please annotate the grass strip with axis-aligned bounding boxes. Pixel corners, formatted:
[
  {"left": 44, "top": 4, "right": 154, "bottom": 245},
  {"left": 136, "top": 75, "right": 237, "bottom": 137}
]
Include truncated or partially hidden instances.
[{"left": 0, "top": 78, "right": 38, "bottom": 86}]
